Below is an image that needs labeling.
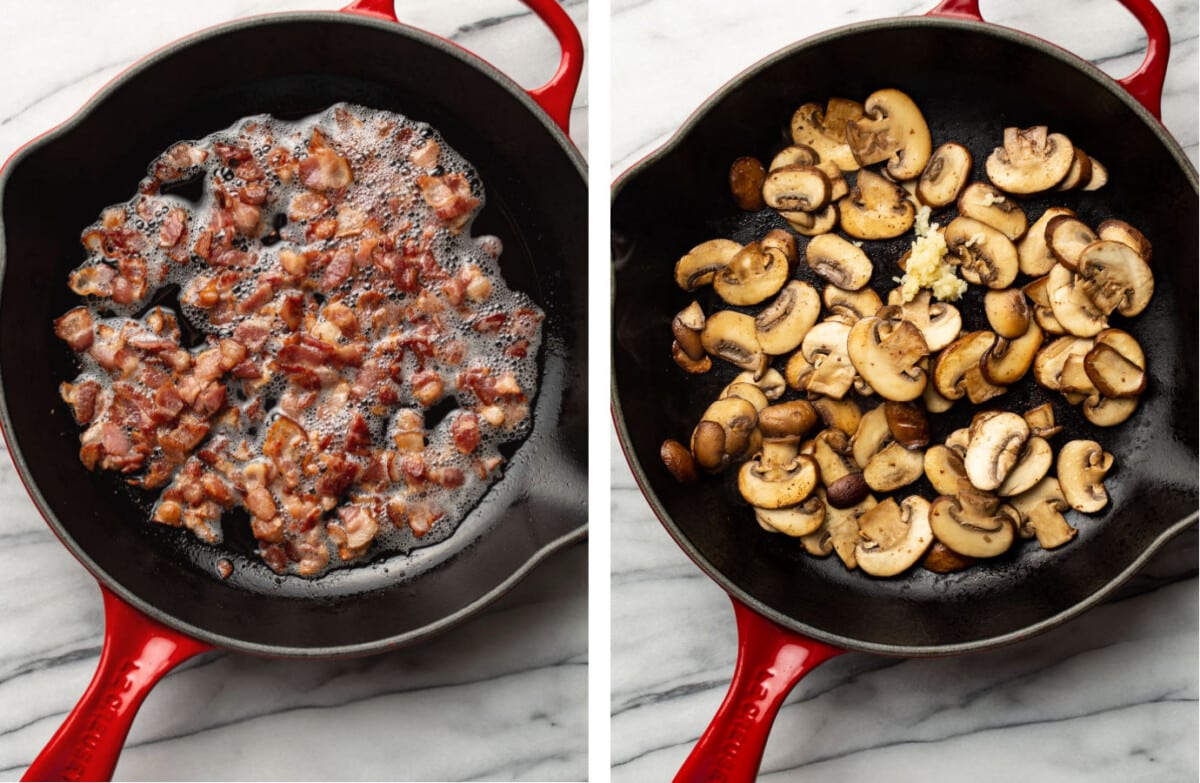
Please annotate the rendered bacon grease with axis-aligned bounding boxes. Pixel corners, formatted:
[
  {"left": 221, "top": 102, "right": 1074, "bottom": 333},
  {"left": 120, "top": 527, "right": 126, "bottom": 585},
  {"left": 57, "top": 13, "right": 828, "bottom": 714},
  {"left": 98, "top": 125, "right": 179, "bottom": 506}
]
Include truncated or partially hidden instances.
[{"left": 54, "top": 104, "right": 543, "bottom": 577}]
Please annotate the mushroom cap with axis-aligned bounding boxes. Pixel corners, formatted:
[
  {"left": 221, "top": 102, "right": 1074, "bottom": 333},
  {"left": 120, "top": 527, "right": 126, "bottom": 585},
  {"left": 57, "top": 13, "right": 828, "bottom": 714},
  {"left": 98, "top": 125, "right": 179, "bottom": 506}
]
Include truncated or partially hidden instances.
[
  {"left": 674, "top": 238, "right": 741, "bottom": 291},
  {"left": 1019, "top": 207, "right": 1076, "bottom": 277},
  {"left": 929, "top": 490, "right": 1018, "bottom": 558},
  {"left": 758, "top": 400, "right": 819, "bottom": 439},
  {"left": 731, "top": 367, "right": 787, "bottom": 401},
  {"left": 672, "top": 300, "right": 707, "bottom": 361},
  {"left": 701, "top": 310, "right": 766, "bottom": 372},
  {"left": 917, "top": 142, "right": 972, "bottom": 208},
  {"left": 1033, "top": 335, "right": 1095, "bottom": 392},
  {"left": 806, "top": 233, "right": 874, "bottom": 291},
  {"left": 887, "top": 289, "right": 963, "bottom": 352},
  {"left": 1045, "top": 214, "right": 1098, "bottom": 271},
  {"left": 963, "top": 411, "right": 1030, "bottom": 491},
  {"left": 958, "top": 182, "right": 1028, "bottom": 240},
  {"left": 838, "top": 169, "right": 916, "bottom": 240},
  {"left": 738, "top": 454, "right": 819, "bottom": 509},
  {"left": 672, "top": 341, "right": 713, "bottom": 374},
  {"left": 810, "top": 396, "right": 863, "bottom": 437},
  {"left": 921, "top": 541, "right": 978, "bottom": 573},
  {"left": 985, "top": 126, "right": 1074, "bottom": 194},
  {"left": 729, "top": 156, "right": 767, "bottom": 211},
  {"left": 847, "top": 314, "right": 930, "bottom": 402},
  {"left": 812, "top": 428, "right": 858, "bottom": 486},
  {"left": 984, "top": 288, "right": 1032, "bottom": 339},
  {"left": 660, "top": 439, "right": 699, "bottom": 485},
  {"left": 1082, "top": 157, "right": 1108, "bottom": 190},
  {"left": 982, "top": 319, "right": 1044, "bottom": 386},
  {"left": 790, "top": 102, "right": 861, "bottom": 172},
  {"left": 762, "top": 164, "right": 832, "bottom": 213},
  {"left": 884, "top": 401, "right": 931, "bottom": 449},
  {"left": 1055, "top": 147, "right": 1094, "bottom": 191},
  {"left": 1075, "top": 239, "right": 1154, "bottom": 318},
  {"left": 944, "top": 216, "right": 1019, "bottom": 289},
  {"left": 1057, "top": 439, "right": 1113, "bottom": 513},
  {"left": 851, "top": 405, "right": 891, "bottom": 469},
  {"left": 1084, "top": 342, "right": 1146, "bottom": 398},
  {"left": 1046, "top": 263, "right": 1108, "bottom": 337},
  {"left": 934, "top": 331, "right": 1006, "bottom": 403},
  {"left": 691, "top": 396, "right": 760, "bottom": 472},
  {"left": 713, "top": 242, "right": 790, "bottom": 306},
  {"left": 845, "top": 88, "right": 932, "bottom": 180},
  {"left": 755, "top": 495, "right": 826, "bottom": 537},
  {"left": 855, "top": 496, "right": 935, "bottom": 577},
  {"left": 769, "top": 144, "right": 820, "bottom": 172},
  {"left": 721, "top": 381, "right": 769, "bottom": 413},
  {"left": 755, "top": 280, "right": 822, "bottom": 355}
]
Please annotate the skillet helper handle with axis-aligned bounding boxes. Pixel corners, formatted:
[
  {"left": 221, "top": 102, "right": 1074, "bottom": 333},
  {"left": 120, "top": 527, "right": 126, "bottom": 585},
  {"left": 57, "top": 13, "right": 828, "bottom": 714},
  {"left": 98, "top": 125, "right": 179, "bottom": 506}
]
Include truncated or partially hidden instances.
[
  {"left": 340, "top": 0, "right": 583, "bottom": 135},
  {"left": 22, "top": 588, "right": 211, "bottom": 782},
  {"left": 673, "top": 598, "right": 843, "bottom": 783},
  {"left": 925, "top": 0, "right": 1170, "bottom": 119}
]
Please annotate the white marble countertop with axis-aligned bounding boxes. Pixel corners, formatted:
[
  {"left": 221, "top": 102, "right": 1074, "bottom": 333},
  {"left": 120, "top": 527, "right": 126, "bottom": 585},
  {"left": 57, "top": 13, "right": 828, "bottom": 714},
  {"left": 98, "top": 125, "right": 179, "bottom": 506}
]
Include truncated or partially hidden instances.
[
  {"left": 610, "top": 1, "right": 1198, "bottom": 781},
  {"left": 0, "top": 1, "right": 587, "bottom": 781}
]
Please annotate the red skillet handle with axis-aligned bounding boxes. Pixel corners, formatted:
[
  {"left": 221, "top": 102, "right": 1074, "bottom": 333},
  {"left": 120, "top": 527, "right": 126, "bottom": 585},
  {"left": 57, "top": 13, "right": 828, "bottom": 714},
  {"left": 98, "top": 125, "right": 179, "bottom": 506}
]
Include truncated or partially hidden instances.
[
  {"left": 673, "top": 598, "right": 843, "bottom": 783},
  {"left": 926, "top": 0, "right": 1170, "bottom": 119},
  {"left": 341, "top": 0, "right": 583, "bottom": 135},
  {"left": 22, "top": 587, "right": 211, "bottom": 782}
]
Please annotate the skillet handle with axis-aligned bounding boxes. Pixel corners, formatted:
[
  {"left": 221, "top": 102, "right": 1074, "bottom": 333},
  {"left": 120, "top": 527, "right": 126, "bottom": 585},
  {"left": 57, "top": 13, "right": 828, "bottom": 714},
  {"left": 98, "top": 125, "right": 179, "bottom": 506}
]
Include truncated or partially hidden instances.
[
  {"left": 925, "top": 0, "right": 1169, "bottom": 119},
  {"left": 22, "top": 587, "right": 211, "bottom": 782},
  {"left": 340, "top": 0, "right": 583, "bottom": 135},
  {"left": 673, "top": 598, "right": 843, "bottom": 783}
]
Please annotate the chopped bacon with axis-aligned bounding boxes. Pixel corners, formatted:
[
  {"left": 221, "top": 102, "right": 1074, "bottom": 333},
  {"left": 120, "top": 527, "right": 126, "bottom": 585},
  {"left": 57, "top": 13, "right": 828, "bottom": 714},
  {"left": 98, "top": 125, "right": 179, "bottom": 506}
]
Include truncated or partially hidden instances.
[
  {"left": 321, "top": 247, "right": 353, "bottom": 291},
  {"left": 504, "top": 339, "right": 529, "bottom": 359},
  {"left": 238, "top": 181, "right": 269, "bottom": 205},
  {"left": 152, "top": 143, "right": 208, "bottom": 182},
  {"left": 276, "top": 334, "right": 335, "bottom": 374},
  {"left": 472, "top": 312, "right": 507, "bottom": 333},
  {"left": 456, "top": 366, "right": 498, "bottom": 405},
  {"left": 233, "top": 318, "right": 272, "bottom": 352},
  {"left": 316, "top": 454, "right": 359, "bottom": 497},
  {"left": 159, "top": 208, "right": 188, "bottom": 249},
  {"left": 411, "top": 370, "right": 444, "bottom": 407},
  {"left": 54, "top": 307, "right": 94, "bottom": 352},
  {"left": 400, "top": 454, "right": 426, "bottom": 486},
  {"left": 194, "top": 348, "right": 225, "bottom": 383},
  {"left": 450, "top": 412, "right": 480, "bottom": 454},
  {"left": 230, "top": 360, "right": 263, "bottom": 379},
  {"left": 230, "top": 198, "right": 262, "bottom": 236},
  {"left": 511, "top": 307, "right": 544, "bottom": 338},
  {"left": 238, "top": 280, "right": 275, "bottom": 314},
  {"left": 345, "top": 413, "right": 372, "bottom": 454},
  {"left": 328, "top": 504, "right": 378, "bottom": 558},
  {"left": 407, "top": 504, "right": 444, "bottom": 537},
  {"left": 152, "top": 382, "right": 186, "bottom": 422},
  {"left": 417, "top": 173, "right": 479, "bottom": 232},
  {"left": 289, "top": 190, "right": 330, "bottom": 222},
  {"left": 193, "top": 381, "right": 226, "bottom": 416},
  {"left": 61, "top": 380, "right": 104, "bottom": 424},
  {"left": 299, "top": 148, "right": 354, "bottom": 191},
  {"left": 266, "top": 147, "right": 297, "bottom": 183},
  {"left": 69, "top": 264, "right": 116, "bottom": 298},
  {"left": 429, "top": 466, "right": 465, "bottom": 489}
]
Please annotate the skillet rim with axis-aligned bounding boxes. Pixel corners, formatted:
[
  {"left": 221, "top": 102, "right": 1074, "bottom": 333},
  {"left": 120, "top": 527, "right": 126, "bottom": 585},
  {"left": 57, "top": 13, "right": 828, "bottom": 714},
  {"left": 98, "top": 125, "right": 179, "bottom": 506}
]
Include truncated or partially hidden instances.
[{"left": 610, "top": 14, "right": 1198, "bottom": 657}]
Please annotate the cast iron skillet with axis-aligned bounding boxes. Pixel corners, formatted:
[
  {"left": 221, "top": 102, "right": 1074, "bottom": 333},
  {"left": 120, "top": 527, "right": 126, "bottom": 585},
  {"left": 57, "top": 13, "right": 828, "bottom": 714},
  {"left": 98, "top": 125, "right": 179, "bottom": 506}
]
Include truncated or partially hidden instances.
[
  {"left": 612, "top": 0, "right": 1197, "bottom": 779},
  {"left": 0, "top": 1, "right": 586, "bottom": 779}
]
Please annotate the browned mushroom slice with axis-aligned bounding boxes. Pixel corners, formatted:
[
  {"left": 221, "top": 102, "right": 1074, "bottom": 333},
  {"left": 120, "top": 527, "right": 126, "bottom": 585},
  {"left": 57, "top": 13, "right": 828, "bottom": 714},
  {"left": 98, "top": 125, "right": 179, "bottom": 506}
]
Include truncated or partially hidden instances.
[
  {"left": 1056, "top": 148, "right": 1093, "bottom": 190},
  {"left": 824, "top": 285, "right": 883, "bottom": 325},
  {"left": 929, "top": 484, "right": 1018, "bottom": 558},
  {"left": 1023, "top": 402, "right": 1062, "bottom": 439},
  {"left": 958, "top": 182, "right": 1028, "bottom": 240},
  {"left": 1010, "top": 477, "right": 1076, "bottom": 549},
  {"left": 756, "top": 495, "right": 826, "bottom": 537},
  {"left": 672, "top": 341, "right": 712, "bottom": 374},
  {"left": 729, "top": 156, "right": 767, "bottom": 211},
  {"left": 1082, "top": 157, "right": 1108, "bottom": 190},
  {"left": 1023, "top": 275, "right": 1067, "bottom": 335},
  {"left": 934, "top": 331, "right": 1006, "bottom": 404},
  {"left": 1057, "top": 440, "right": 1113, "bottom": 513},
  {"left": 769, "top": 144, "right": 820, "bottom": 171},
  {"left": 713, "top": 242, "right": 789, "bottom": 306},
  {"left": 809, "top": 396, "right": 863, "bottom": 437},
  {"left": 801, "top": 320, "right": 857, "bottom": 399},
  {"left": 660, "top": 439, "right": 699, "bottom": 484},
  {"left": 1082, "top": 395, "right": 1138, "bottom": 427},
  {"left": 674, "top": 238, "right": 741, "bottom": 291},
  {"left": 963, "top": 411, "right": 1029, "bottom": 491},
  {"left": 944, "top": 216, "right": 1019, "bottom": 289},
  {"left": 822, "top": 97, "right": 865, "bottom": 143},
  {"left": 783, "top": 204, "right": 838, "bottom": 236},
  {"left": 922, "top": 541, "right": 978, "bottom": 573},
  {"left": 738, "top": 453, "right": 819, "bottom": 509},
  {"left": 923, "top": 381, "right": 955, "bottom": 414},
  {"left": 806, "top": 234, "right": 873, "bottom": 290},
  {"left": 982, "top": 320, "right": 1043, "bottom": 386},
  {"left": 690, "top": 396, "right": 760, "bottom": 473},
  {"left": 984, "top": 288, "right": 1032, "bottom": 339},
  {"left": 790, "top": 102, "right": 860, "bottom": 172},
  {"left": 826, "top": 493, "right": 879, "bottom": 568},
  {"left": 863, "top": 441, "right": 926, "bottom": 493},
  {"left": 1045, "top": 214, "right": 1098, "bottom": 271},
  {"left": 672, "top": 301, "right": 707, "bottom": 362},
  {"left": 886, "top": 289, "right": 962, "bottom": 351},
  {"left": 759, "top": 400, "right": 819, "bottom": 441},
  {"left": 855, "top": 496, "right": 934, "bottom": 577},
  {"left": 721, "top": 381, "right": 769, "bottom": 413},
  {"left": 762, "top": 164, "right": 832, "bottom": 213},
  {"left": 838, "top": 169, "right": 916, "bottom": 240},
  {"left": 811, "top": 429, "right": 869, "bottom": 508},
  {"left": 1084, "top": 329, "right": 1146, "bottom": 398},
  {"left": 985, "top": 126, "right": 1074, "bottom": 194},
  {"left": 846, "top": 312, "right": 930, "bottom": 402},
  {"left": 1075, "top": 240, "right": 1154, "bottom": 318},
  {"left": 755, "top": 280, "right": 821, "bottom": 356},
  {"left": 917, "top": 142, "right": 972, "bottom": 208},
  {"left": 924, "top": 444, "right": 968, "bottom": 496},
  {"left": 1047, "top": 263, "right": 1108, "bottom": 337},
  {"left": 851, "top": 405, "right": 891, "bottom": 469},
  {"left": 1019, "top": 207, "right": 1076, "bottom": 277},
  {"left": 995, "top": 436, "right": 1053, "bottom": 497},
  {"left": 1097, "top": 219, "right": 1152, "bottom": 263},
  {"left": 1032, "top": 335, "right": 1095, "bottom": 393},
  {"left": 845, "top": 88, "right": 932, "bottom": 180},
  {"left": 884, "top": 401, "right": 930, "bottom": 450},
  {"left": 700, "top": 310, "right": 766, "bottom": 373}
]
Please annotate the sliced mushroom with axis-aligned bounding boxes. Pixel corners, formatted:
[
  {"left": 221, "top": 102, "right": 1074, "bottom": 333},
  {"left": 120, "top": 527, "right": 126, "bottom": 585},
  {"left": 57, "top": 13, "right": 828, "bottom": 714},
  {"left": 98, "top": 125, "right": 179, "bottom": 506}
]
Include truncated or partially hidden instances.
[
  {"left": 1082, "top": 395, "right": 1138, "bottom": 427},
  {"left": 944, "top": 216, "right": 1019, "bottom": 289},
  {"left": 996, "top": 436, "right": 1053, "bottom": 496},
  {"left": 845, "top": 88, "right": 932, "bottom": 180},
  {"left": 886, "top": 289, "right": 962, "bottom": 351},
  {"left": 754, "top": 280, "right": 821, "bottom": 356},
  {"left": 1057, "top": 439, "right": 1113, "bottom": 513},
  {"left": 984, "top": 288, "right": 1031, "bottom": 339},
  {"left": 672, "top": 341, "right": 712, "bottom": 374},
  {"left": 812, "top": 429, "right": 869, "bottom": 508},
  {"left": 851, "top": 405, "right": 891, "bottom": 469},
  {"left": 1075, "top": 239, "right": 1154, "bottom": 318},
  {"left": 690, "top": 396, "right": 760, "bottom": 473},
  {"left": 756, "top": 495, "right": 826, "bottom": 537},
  {"left": 769, "top": 144, "right": 820, "bottom": 172},
  {"left": 847, "top": 311, "right": 930, "bottom": 402},
  {"left": 1097, "top": 219, "right": 1152, "bottom": 263},
  {"left": 855, "top": 496, "right": 934, "bottom": 577},
  {"left": 826, "top": 493, "right": 878, "bottom": 568},
  {"left": 731, "top": 367, "right": 787, "bottom": 401},
  {"left": 1082, "top": 157, "right": 1108, "bottom": 190},
  {"left": 945, "top": 427, "right": 971, "bottom": 459},
  {"left": 1010, "top": 477, "right": 1076, "bottom": 549},
  {"left": 738, "top": 453, "right": 819, "bottom": 509},
  {"left": 809, "top": 396, "right": 862, "bottom": 437},
  {"left": 1046, "top": 263, "right": 1108, "bottom": 337},
  {"left": 721, "top": 381, "right": 769, "bottom": 413},
  {"left": 1019, "top": 207, "right": 1076, "bottom": 277},
  {"left": 789, "top": 102, "right": 860, "bottom": 172},
  {"left": 929, "top": 485, "right": 1018, "bottom": 558},
  {"left": 713, "top": 241, "right": 790, "bottom": 306},
  {"left": 838, "top": 169, "right": 916, "bottom": 240},
  {"left": 1023, "top": 402, "right": 1062, "bottom": 439},
  {"left": 924, "top": 444, "right": 968, "bottom": 496},
  {"left": 762, "top": 164, "right": 832, "bottom": 213},
  {"left": 674, "top": 238, "right": 741, "bottom": 291},
  {"left": 784, "top": 204, "right": 838, "bottom": 236},
  {"left": 784, "top": 348, "right": 815, "bottom": 392},
  {"left": 934, "top": 331, "right": 1006, "bottom": 404},
  {"left": 815, "top": 160, "right": 850, "bottom": 202},
  {"left": 801, "top": 320, "right": 857, "bottom": 399},
  {"left": 729, "top": 156, "right": 767, "bottom": 211},
  {"left": 822, "top": 97, "right": 866, "bottom": 143},
  {"left": 981, "top": 319, "right": 1043, "bottom": 386},
  {"left": 917, "top": 142, "right": 972, "bottom": 208},
  {"left": 1044, "top": 214, "right": 1098, "bottom": 271},
  {"left": 863, "top": 441, "right": 926, "bottom": 492},
  {"left": 884, "top": 401, "right": 930, "bottom": 449},
  {"left": 806, "top": 234, "right": 873, "bottom": 290},
  {"left": 824, "top": 285, "right": 883, "bottom": 325},
  {"left": 922, "top": 541, "right": 978, "bottom": 573},
  {"left": 985, "top": 126, "right": 1074, "bottom": 194},
  {"left": 958, "top": 182, "right": 1027, "bottom": 240},
  {"left": 963, "top": 411, "right": 1029, "bottom": 491},
  {"left": 1032, "top": 335, "right": 1095, "bottom": 393},
  {"left": 922, "top": 381, "right": 955, "bottom": 414},
  {"left": 701, "top": 310, "right": 766, "bottom": 373},
  {"left": 1083, "top": 342, "right": 1146, "bottom": 398},
  {"left": 1055, "top": 147, "right": 1093, "bottom": 191},
  {"left": 672, "top": 301, "right": 707, "bottom": 361},
  {"left": 660, "top": 439, "right": 699, "bottom": 484},
  {"left": 1023, "top": 275, "right": 1066, "bottom": 335}
]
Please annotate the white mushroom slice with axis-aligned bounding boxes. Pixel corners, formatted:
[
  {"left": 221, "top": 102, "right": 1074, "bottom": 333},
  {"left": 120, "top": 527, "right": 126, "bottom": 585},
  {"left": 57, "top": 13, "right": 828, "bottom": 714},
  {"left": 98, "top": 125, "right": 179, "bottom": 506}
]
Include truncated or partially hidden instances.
[
  {"left": 838, "top": 170, "right": 916, "bottom": 240},
  {"left": 806, "top": 234, "right": 873, "bottom": 290},
  {"left": 824, "top": 285, "right": 883, "bottom": 325},
  {"left": 1032, "top": 336, "right": 1095, "bottom": 392},
  {"left": 964, "top": 411, "right": 1029, "bottom": 491},
  {"left": 671, "top": 301, "right": 707, "bottom": 362},
  {"left": 945, "top": 427, "right": 971, "bottom": 459},
  {"left": 886, "top": 289, "right": 962, "bottom": 351},
  {"left": 958, "top": 182, "right": 1027, "bottom": 240},
  {"left": 917, "top": 142, "right": 972, "bottom": 208},
  {"left": 934, "top": 331, "right": 1006, "bottom": 404},
  {"left": 852, "top": 405, "right": 891, "bottom": 468},
  {"left": 1082, "top": 395, "right": 1138, "bottom": 427},
  {"left": 847, "top": 312, "right": 930, "bottom": 402},
  {"left": 1023, "top": 275, "right": 1066, "bottom": 335},
  {"left": 1057, "top": 440, "right": 1114, "bottom": 513},
  {"left": 672, "top": 341, "right": 712, "bottom": 374},
  {"left": 1047, "top": 263, "right": 1108, "bottom": 337},
  {"left": 815, "top": 160, "right": 850, "bottom": 202},
  {"left": 755, "top": 280, "right": 821, "bottom": 356},
  {"left": 690, "top": 396, "right": 760, "bottom": 473},
  {"left": 996, "top": 436, "right": 1053, "bottom": 496},
  {"left": 674, "top": 238, "right": 741, "bottom": 291},
  {"left": 1045, "top": 214, "right": 1098, "bottom": 271},
  {"left": 984, "top": 288, "right": 1032, "bottom": 340},
  {"left": 769, "top": 143, "right": 820, "bottom": 172},
  {"left": 985, "top": 126, "right": 1074, "bottom": 194},
  {"left": 731, "top": 368, "right": 787, "bottom": 400},
  {"left": 1083, "top": 342, "right": 1146, "bottom": 398},
  {"left": 845, "top": 88, "right": 933, "bottom": 180},
  {"left": 713, "top": 241, "right": 790, "bottom": 306},
  {"left": 923, "top": 381, "right": 955, "bottom": 414},
  {"left": 826, "top": 494, "right": 878, "bottom": 568},
  {"left": 756, "top": 495, "right": 826, "bottom": 537},
  {"left": 822, "top": 97, "right": 866, "bottom": 143},
  {"left": 1082, "top": 157, "right": 1108, "bottom": 190},
  {"left": 802, "top": 320, "right": 857, "bottom": 399},
  {"left": 1097, "top": 219, "right": 1152, "bottom": 263},
  {"left": 864, "top": 441, "right": 925, "bottom": 492},
  {"left": 982, "top": 320, "right": 1043, "bottom": 386},
  {"left": 1023, "top": 402, "right": 1062, "bottom": 439},
  {"left": 762, "top": 164, "right": 832, "bottom": 213},
  {"left": 809, "top": 396, "right": 863, "bottom": 437},
  {"left": 784, "top": 204, "right": 838, "bottom": 236},
  {"left": 1019, "top": 207, "right": 1076, "bottom": 277},
  {"left": 784, "top": 348, "right": 814, "bottom": 392},
  {"left": 720, "top": 381, "right": 769, "bottom": 413},
  {"left": 789, "top": 102, "right": 861, "bottom": 172},
  {"left": 855, "top": 496, "right": 934, "bottom": 577},
  {"left": 944, "top": 216, "right": 1018, "bottom": 289},
  {"left": 1075, "top": 240, "right": 1154, "bottom": 318},
  {"left": 929, "top": 487, "right": 1018, "bottom": 558},
  {"left": 924, "top": 445, "right": 968, "bottom": 496},
  {"left": 1010, "top": 477, "right": 1076, "bottom": 549},
  {"left": 1055, "top": 147, "right": 1094, "bottom": 191},
  {"left": 701, "top": 310, "right": 766, "bottom": 373},
  {"left": 738, "top": 454, "right": 819, "bottom": 509}
]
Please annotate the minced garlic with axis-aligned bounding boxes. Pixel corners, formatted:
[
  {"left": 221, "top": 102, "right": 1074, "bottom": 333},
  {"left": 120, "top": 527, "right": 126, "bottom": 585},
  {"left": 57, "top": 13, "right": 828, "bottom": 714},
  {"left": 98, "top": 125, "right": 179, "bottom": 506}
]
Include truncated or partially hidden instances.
[{"left": 896, "top": 215, "right": 967, "bottom": 303}]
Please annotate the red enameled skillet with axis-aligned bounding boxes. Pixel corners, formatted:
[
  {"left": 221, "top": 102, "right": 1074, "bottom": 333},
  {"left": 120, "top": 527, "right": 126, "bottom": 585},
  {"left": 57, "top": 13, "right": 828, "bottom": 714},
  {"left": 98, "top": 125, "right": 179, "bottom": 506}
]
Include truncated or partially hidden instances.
[
  {"left": 0, "top": 1, "right": 587, "bottom": 779},
  {"left": 611, "top": 0, "right": 1196, "bottom": 780}
]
